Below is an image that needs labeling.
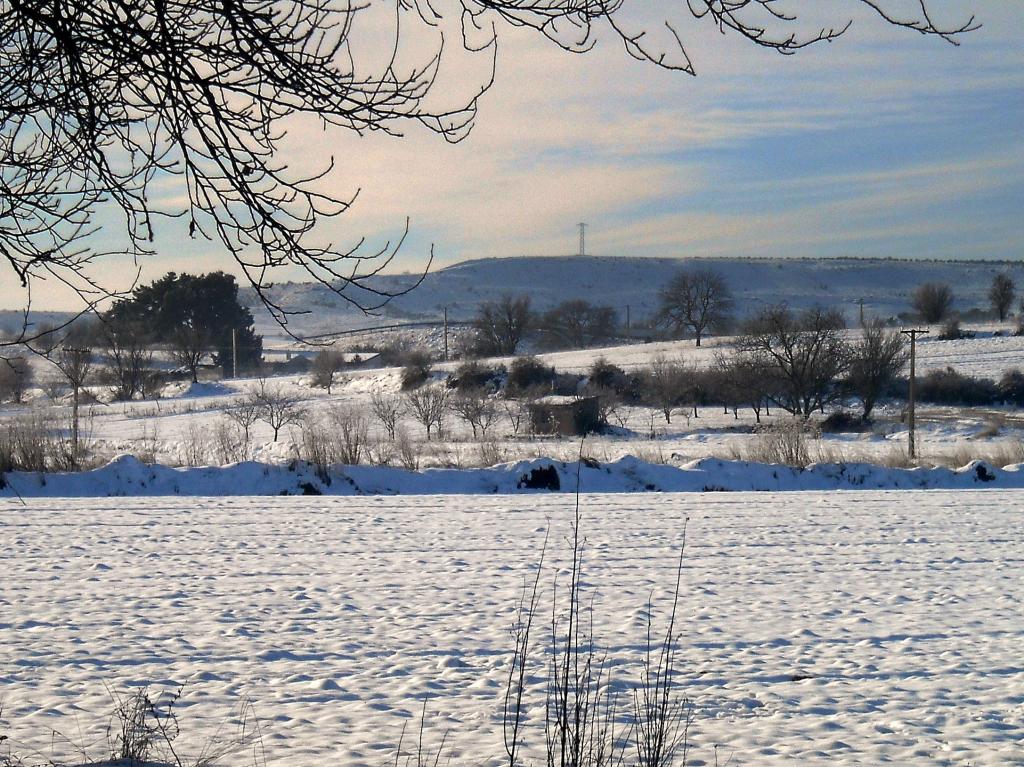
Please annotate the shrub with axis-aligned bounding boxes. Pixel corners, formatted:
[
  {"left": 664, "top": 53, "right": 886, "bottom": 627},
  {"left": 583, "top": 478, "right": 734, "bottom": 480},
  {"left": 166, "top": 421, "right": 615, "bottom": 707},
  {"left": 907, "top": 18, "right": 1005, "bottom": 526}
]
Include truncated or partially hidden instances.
[
  {"left": 0, "top": 356, "right": 32, "bottom": 403},
  {"left": 916, "top": 367, "right": 998, "bottom": 406},
  {"left": 0, "top": 412, "right": 77, "bottom": 474},
  {"left": 998, "top": 369, "right": 1024, "bottom": 406},
  {"left": 447, "top": 360, "right": 505, "bottom": 392},
  {"left": 506, "top": 356, "right": 554, "bottom": 396},
  {"left": 747, "top": 419, "right": 815, "bottom": 467},
  {"left": 588, "top": 358, "right": 628, "bottom": 393},
  {"left": 400, "top": 350, "right": 433, "bottom": 390},
  {"left": 911, "top": 282, "right": 954, "bottom": 323},
  {"left": 821, "top": 410, "right": 866, "bottom": 433},
  {"left": 937, "top": 317, "right": 964, "bottom": 340}
]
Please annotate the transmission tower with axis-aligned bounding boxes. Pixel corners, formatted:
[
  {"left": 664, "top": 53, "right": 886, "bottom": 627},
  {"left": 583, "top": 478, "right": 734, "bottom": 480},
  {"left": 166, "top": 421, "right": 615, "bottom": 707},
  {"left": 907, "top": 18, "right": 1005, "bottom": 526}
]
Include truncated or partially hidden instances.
[{"left": 578, "top": 222, "right": 586, "bottom": 256}]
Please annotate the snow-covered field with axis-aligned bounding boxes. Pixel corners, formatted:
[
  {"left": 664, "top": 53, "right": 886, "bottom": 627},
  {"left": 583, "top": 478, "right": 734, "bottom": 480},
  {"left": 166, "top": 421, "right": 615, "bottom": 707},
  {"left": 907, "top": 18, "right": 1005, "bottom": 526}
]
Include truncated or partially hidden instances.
[
  {"left": 2, "top": 493, "right": 1022, "bottom": 766},
  {"left": 10, "top": 323, "right": 1024, "bottom": 482}
]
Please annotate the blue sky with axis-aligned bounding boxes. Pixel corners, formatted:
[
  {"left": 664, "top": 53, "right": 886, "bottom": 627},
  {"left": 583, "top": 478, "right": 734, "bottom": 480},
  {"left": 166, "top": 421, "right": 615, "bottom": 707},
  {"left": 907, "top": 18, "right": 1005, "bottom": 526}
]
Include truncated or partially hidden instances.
[{"left": 4, "top": 0, "right": 1023, "bottom": 309}]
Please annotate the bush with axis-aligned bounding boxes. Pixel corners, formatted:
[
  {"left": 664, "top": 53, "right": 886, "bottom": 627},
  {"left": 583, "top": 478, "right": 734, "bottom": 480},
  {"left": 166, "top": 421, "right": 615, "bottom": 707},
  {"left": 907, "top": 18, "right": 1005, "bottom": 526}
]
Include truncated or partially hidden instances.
[
  {"left": 0, "top": 356, "right": 32, "bottom": 403},
  {"left": 588, "top": 358, "right": 628, "bottom": 393},
  {"left": 821, "top": 410, "right": 866, "bottom": 433},
  {"left": 400, "top": 350, "right": 433, "bottom": 390},
  {"left": 937, "top": 318, "right": 965, "bottom": 340},
  {"left": 998, "top": 369, "right": 1024, "bottom": 406},
  {"left": 447, "top": 360, "right": 505, "bottom": 392},
  {"left": 0, "top": 412, "right": 77, "bottom": 474},
  {"left": 747, "top": 419, "right": 815, "bottom": 467},
  {"left": 506, "top": 356, "right": 555, "bottom": 396},
  {"left": 916, "top": 367, "right": 998, "bottom": 406}
]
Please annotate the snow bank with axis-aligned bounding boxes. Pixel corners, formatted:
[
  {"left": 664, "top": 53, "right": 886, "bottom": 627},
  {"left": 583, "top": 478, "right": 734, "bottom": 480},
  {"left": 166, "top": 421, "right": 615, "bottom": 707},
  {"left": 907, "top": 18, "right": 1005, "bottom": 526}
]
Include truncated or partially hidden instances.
[{"left": 2, "top": 454, "right": 1021, "bottom": 498}]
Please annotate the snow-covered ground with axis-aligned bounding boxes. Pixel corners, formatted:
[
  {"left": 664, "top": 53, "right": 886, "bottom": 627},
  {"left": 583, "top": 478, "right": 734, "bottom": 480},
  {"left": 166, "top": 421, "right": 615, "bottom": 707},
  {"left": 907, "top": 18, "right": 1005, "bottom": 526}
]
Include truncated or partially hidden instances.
[
  {"left": 2, "top": 493, "right": 1022, "bottom": 766},
  {"left": 11, "top": 322, "right": 1024, "bottom": 480}
]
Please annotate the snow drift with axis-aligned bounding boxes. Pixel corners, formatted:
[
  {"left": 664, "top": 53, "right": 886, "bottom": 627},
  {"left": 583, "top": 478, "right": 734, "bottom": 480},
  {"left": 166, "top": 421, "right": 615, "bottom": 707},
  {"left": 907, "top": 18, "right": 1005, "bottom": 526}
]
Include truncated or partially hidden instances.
[{"left": 2, "top": 454, "right": 1020, "bottom": 498}]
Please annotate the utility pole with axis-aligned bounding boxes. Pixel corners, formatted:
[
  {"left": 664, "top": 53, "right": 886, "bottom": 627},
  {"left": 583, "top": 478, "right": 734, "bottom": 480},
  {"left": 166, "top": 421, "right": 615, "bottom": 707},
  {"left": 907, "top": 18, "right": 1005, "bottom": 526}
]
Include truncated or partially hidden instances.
[
  {"left": 859, "top": 298, "right": 865, "bottom": 328},
  {"left": 625, "top": 304, "right": 631, "bottom": 337},
  {"left": 577, "top": 222, "right": 586, "bottom": 256},
  {"left": 232, "top": 328, "right": 238, "bottom": 379},
  {"left": 901, "top": 329, "right": 928, "bottom": 459},
  {"left": 443, "top": 306, "right": 449, "bottom": 361}
]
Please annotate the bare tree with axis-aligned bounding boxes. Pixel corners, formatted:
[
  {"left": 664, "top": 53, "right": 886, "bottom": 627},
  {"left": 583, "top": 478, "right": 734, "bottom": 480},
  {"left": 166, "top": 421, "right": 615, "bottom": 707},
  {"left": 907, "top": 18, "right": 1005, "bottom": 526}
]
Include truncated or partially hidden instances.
[
  {"left": 639, "top": 355, "right": 688, "bottom": 424},
  {"left": 450, "top": 388, "right": 500, "bottom": 439},
  {"left": 536, "top": 300, "right": 618, "bottom": 351},
  {"left": 737, "top": 305, "right": 851, "bottom": 418},
  {"left": 225, "top": 398, "right": 261, "bottom": 457},
  {"left": 657, "top": 269, "right": 734, "bottom": 347},
  {"left": 103, "top": 320, "right": 154, "bottom": 401},
  {"left": 404, "top": 385, "right": 450, "bottom": 441},
  {"left": 471, "top": 296, "right": 533, "bottom": 356},
  {"left": 846, "top": 319, "right": 909, "bottom": 420},
  {"left": 989, "top": 274, "right": 1015, "bottom": 322},
  {"left": 1, "top": 1, "right": 976, "bottom": 340},
  {"left": 169, "top": 327, "right": 212, "bottom": 384},
  {"left": 252, "top": 380, "right": 306, "bottom": 441},
  {"left": 370, "top": 389, "right": 404, "bottom": 441},
  {"left": 54, "top": 345, "right": 94, "bottom": 456},
  {"left": 713, "top": 352, "right": 774, "bottom": 423},
  {"left": 310, "top": 350, "right": 346, "bottom": 394},
  {"left": 0, "top": 356, "right": 31, "bottom": 403},
  {"left": 911, "top": 283, "right": 954, "bottom": 324}
]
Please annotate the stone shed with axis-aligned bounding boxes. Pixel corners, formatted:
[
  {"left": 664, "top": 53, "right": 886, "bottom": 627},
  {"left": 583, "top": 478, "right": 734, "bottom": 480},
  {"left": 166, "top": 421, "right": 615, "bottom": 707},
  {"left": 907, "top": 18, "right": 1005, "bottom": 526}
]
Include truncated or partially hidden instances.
[{"left": 528, "top": 395, "right": 602, "bottom": 436}]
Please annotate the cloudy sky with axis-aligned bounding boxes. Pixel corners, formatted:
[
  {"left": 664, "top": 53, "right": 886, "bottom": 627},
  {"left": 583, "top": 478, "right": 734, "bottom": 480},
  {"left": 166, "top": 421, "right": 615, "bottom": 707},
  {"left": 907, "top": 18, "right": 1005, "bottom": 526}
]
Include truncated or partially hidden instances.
[{"left": 4, "top": 0, "right": 1023, "bottom": 310}]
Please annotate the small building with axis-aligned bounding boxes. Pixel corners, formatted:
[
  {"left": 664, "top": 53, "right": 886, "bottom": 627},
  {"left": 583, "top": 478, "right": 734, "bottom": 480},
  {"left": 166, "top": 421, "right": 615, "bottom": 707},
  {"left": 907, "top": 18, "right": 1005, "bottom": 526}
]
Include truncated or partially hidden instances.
[{"left": 528, "top": 396, "right": 602, "bottom": 436}]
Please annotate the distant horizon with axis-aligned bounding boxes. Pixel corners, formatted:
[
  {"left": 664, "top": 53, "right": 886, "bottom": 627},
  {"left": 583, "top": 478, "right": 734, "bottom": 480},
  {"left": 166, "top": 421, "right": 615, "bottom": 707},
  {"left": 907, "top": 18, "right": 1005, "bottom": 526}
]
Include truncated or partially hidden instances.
[{"left": 7, "top": 250, "right": 1024, "bottom": 314}]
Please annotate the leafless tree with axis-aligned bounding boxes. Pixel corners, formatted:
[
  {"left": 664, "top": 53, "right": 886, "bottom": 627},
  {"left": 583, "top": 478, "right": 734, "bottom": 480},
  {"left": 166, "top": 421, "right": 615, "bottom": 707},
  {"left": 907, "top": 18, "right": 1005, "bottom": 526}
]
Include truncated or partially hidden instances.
[
  {"left": 0, "top": 355, "right": 31, "bottom": 403},
  {"left": 989, "top": 274, "right": 1015, "bottom": 322},
  {"left": 370, "top": 389, "right": 404, "bottom": 441},
  {"left": 103, "top": 320, "right": 154, "bottom": 401},
  {"left": 911, "top": 282, "right": 954, "bottom": 324},
  {"left": 713, "top": 352, "right": 774, "bottom": 423},
  {"left": 737, "top": 305, "right": 851, "bottom": 418},
  {"left": 657, "top": 269, "right": 733, "bottom": 347},
  {"left": 404, "top": 384, "right": 450, "bottom": 441},
  {"left": 846, "top": 319, "right": 909, "bottom": 420},
  {"left": 536, "top": 300, "right": 617, "bottom": 351},
  {"left": 252, "top": 379, "right": 306, "bottom": 441},
  {"left": 225, "top": 398, "right": 261, "bottom": 456},
  {"left": 471, "top": 295, "right": 533, "bottom": 356},
  {"left": 2, "top": 1, "right": 975, "bottom": 339},
  {"left": 310, "top": 349, "right": 346, "bottom": 393},
  {"left": 639, "top": 355, "right": 688, "bottom": 424},
  {"left": 450, "top": 388, "right": 499, "bottom": 439},
  {"left": 169, "top": 327, "right": 212, "bottom": 384}
]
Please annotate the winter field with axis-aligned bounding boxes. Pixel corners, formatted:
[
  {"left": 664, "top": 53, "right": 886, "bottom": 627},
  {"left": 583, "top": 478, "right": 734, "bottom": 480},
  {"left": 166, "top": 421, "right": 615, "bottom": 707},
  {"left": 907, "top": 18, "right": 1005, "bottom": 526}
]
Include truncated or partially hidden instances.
[
  {"left": 2, "top": 493, "right": 1022, "bottom": 766},
  {"left": 4, "top": 324, "right": 1024, "bottom": 766},
  {"left": 6, "top": 324, "right": 1024, "bottom": 485}
]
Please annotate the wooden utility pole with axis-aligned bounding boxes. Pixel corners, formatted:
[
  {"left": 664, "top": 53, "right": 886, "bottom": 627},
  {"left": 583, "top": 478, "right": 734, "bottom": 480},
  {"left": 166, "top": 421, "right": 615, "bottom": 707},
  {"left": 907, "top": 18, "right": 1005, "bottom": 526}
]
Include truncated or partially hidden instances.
[
  {"left": 901, "top": 329, "right": 928, "bottom": 459},
  {"left": 443, "top": 307, "right": 449, "bottom": 361},
  {"left": 232, "top": 328, "right": 238, "bottom": 379}
]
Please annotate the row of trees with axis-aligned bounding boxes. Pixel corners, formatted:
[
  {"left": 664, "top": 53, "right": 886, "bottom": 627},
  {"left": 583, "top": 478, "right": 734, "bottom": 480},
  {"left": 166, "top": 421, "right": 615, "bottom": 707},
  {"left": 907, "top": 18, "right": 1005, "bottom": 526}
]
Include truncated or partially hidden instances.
[
  {"left": 468, "top": 270, "right": 1022, "bottom": 359},
  {"left": 907, "top": 273, "right": 1018, "bottom": 324},
  {"left": 390, "top": 304, "right": 910, "bottom": 430},
  {"left": 468, "top": 269, "right": 734, "bottom": 356}
]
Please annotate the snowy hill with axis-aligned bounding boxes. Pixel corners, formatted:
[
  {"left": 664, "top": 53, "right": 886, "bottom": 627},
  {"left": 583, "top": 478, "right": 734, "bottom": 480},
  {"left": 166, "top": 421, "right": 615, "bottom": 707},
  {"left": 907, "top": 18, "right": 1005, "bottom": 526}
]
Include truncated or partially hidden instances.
[{"left": 251, "top": 256, "right": 1024, "bottom": 339}]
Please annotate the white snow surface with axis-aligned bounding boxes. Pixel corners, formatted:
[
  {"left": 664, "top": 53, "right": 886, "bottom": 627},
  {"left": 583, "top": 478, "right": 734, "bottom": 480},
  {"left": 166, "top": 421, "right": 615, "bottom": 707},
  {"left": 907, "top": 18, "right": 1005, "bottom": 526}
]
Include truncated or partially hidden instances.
[
  {"left": 2, "top": 493, "right": 1022, "bottom": 766},
  {"left": 0, "top": 454, "right": 1020, "bottom": 498}
]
